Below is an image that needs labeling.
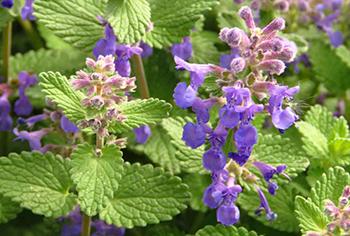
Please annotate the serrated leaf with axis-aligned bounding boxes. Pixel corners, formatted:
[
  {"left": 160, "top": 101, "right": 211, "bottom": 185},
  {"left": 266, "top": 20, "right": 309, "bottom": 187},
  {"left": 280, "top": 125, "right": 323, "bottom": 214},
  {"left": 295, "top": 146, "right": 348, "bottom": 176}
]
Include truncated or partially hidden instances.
[
  {"left": 99, "top": 163, "right": 190, "bottom": 228},
  {"left": 0, "top": 195, "right": 22, "bottom": 224},
  {"left": 330, "top": 116, "right": 349, "bottom": 140},
  {"left": 0, "top": 152, "right": 77, "bottom": 218},
  {"left": 37, "top": 24, "right": 75, "bottom": 50},
  {"left": 144, "top": 0, "right": 219, "bottom": 48},
  {"left": 217, "top": 11, "right": 246, "bottom": 30},
  {"left": 161, "top": 117, "right": 206, "bottom": 174},
  {"left": 70, "top": 144, "right": 124, "bottom": 216},
  {"left": 144, "top": 125, "right": 181, "bottom": 174},
  {"left": 39, "top": 72, "right": 86, "bottom": 122},
  {"left": 110, "top": 98, "right": 172, "bottom": 132},
  {"left": 310, "top": 167, "right": 350, "bottom": 209},
  {"left": 183, "top": 174, "right": 210, "bottom": 212},
  {"left": 10, "top": 49, "right": 85, "bottom": 78},
  {"left": 34, "top": 0, "right": 105, "bottom": 51},
  {"left": 191, "top": 31, "right": 221, "bottom": 64},
  {"left": 303, "top": 105, "right": 335, "bottom": 138},
  {"left": 106, "top": 0, "right": 151, "bottom": 44},
  {"left": 239, "top": 186, "right": 299, "bottom": 232},
  {"left": 195, "top": 224, "right": 259, "bottom": 236},
  {"left": 308, "top": 40, "right": 350, "bottom": 93},
  {"left": 252, "top": 134, "right": 309, "bottom": 178},
  {"left": 295, "top": 196, "right": 328, "bottom": 234},
  {"left": 336, "top": 45, "right": 350, "bottom": 68}
]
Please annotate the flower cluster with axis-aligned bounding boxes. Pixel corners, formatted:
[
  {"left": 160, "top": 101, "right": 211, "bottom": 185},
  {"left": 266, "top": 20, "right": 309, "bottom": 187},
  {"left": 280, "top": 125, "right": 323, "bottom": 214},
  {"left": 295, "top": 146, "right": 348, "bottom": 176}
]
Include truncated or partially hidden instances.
[
  {"left": 61, "top": 207, "right": 125, "bottom": 236},
  {"left": 0, "top": 71, "right": 37, "bottom": 131},
  {"left": 72, "top": 55, "right": 136, "bottom": 147},
  {"left": 173, "top": 6, "right": 298, "bottom": 225}
]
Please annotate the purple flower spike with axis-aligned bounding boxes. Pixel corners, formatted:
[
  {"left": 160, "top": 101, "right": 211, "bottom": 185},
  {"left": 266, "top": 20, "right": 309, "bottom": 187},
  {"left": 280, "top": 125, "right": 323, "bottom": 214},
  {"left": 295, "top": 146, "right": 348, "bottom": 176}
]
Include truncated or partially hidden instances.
[
  {"left": 202, "top": 148, "right": 227, "bottom": 172},
  {"left": 173, "top": 82, "right": 196, "bottom": 109},
  {"left": 60, "top": 116, "right": 79, "bottom": 133},
  {"left": 171, "top": 37, "right": 193, "bottom": 61},
  {"left": 21, "top": 0, "right": 35, "bottom": 21},
  {"left": 13, "top": 128, "right": 49, "bottom": 151},
  {"left": 1, "top": 0, "right": 13, "bottom": 8},
  {"left": 255, "top": 187, "right": 277, "bottom": 221},
  {"left": 217, "top": 204, "right": 240, "bottom": 225},
  {"left": 93, "top": 24, "right": 117, "bottom": 58},
  {"left": 134, "top": 125, "right": 151, "bottom": 144},
  {"left": 182, "top": 122, "right": 206, "bottom": 149}
]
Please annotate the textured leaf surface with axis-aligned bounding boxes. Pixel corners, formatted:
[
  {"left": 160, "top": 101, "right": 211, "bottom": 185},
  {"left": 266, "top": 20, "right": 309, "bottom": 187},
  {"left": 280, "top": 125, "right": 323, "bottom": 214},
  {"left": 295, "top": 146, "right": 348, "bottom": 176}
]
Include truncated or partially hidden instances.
[
  {"left": 0, "top": 152, "right": 76, "bottom": 218},
  {"left": 39, "top": 72, "right": 86, "bottom": 122},
  {"left": 183, "top": 174, "right": 210, "bottom": 212},
  {"left": 191, "top": 31, "right": 221, "bottom": 64},
  {"left": 295, "top": 196, "right": 328, "bottom": 234},
  {"left": 309, "top": 40, "right": 350, "bottom": 93},
  {"left": 10, "top": 49, "right": 85, "bottom": 78},
  {"left": 144, "top": 0, "right": 219, "bottom": 48},
  {"left": 34, "top": 0, "right": 105, "bottom": 51},
  {"left": 336, "top": 45, "right": 350, "bottom": 68},
  {"left": 253, "top": 134, "right": 309, "bottom": 178},
  {"left": 239, "top": 186, "right": 299, "bottom": 232},
  {"left": 144, "top": 125, "right": 181, "bottom": 174},
  {"left": 70, "top": 144, "right": 124, "bottom": 216},
  {"left": 110, "top": 98, "right": 172, "bottom": 132},
  {"left": 0, "top": 195, "right": 22, "bottom": 224},
  {"left": 99, "top": 163, "right": 190, "bottom": 228},
  {"left": 195, "top": 224, "right": 259, "bottom": 236},
  {"left": 107, "top": 0, "right": 151, "bottom": 44},
  {"left": 311, "top": 167, "right": 350, "bottom": 209}
]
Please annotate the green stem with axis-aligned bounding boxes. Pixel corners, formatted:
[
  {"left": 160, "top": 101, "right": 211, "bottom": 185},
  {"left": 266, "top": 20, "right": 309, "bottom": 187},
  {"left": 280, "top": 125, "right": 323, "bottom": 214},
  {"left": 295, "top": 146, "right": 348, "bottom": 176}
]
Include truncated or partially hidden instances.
[
  {"left": 0, "top": 22, "right": 12, "bottom": 157},
  {"left": 18, "top": 19, "right": 43, "bottom": 50},
  {"left": 132, "top": 54, "right": 150, "bottom": 99},
  {"left": 81, "top": 213, "right": 91, "bottom": 236}
]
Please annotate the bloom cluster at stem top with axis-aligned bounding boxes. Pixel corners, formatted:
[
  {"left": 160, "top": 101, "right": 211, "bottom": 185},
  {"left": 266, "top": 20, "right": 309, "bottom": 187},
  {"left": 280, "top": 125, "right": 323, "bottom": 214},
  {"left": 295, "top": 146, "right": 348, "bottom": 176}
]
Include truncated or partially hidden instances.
[{"left": 173, "top": 6, "right": 299, "bottom": 226}]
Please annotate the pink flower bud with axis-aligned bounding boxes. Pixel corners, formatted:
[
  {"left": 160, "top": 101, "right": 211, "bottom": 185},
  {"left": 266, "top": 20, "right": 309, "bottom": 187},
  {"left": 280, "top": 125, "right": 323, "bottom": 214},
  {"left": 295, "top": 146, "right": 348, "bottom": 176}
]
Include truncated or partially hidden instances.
[
  {"left": 90, "top": 96, "right": 105, "bottom": 110},
  {"left": 250, "top": 0, "right": 261, "bottom": 10},
  {"left": 219, "top": 27, "right": 230, "bottom": 42},
  {"left": 239, "top": 6, "right": 256, "bottom": 29},
  {"left": 256, "top": 38, "right": 284, "bottom": 52},
  {"left": 262, "top": 17, "right": 285, "bottom": 36},
  {"left": 324, "top": 199, "right": 340, "bottom": 218},
  {"left": 274, "top": 0, "right": 290, "bottom": 12},
  {"left": 257, "top": 59, "right": 285, "bottom": 75},
  {"left": 230, "top": 57, "right": 246, "bottom": 73},
  {"left": 86, "top": 58, "right": 96, "bottom": 68}
]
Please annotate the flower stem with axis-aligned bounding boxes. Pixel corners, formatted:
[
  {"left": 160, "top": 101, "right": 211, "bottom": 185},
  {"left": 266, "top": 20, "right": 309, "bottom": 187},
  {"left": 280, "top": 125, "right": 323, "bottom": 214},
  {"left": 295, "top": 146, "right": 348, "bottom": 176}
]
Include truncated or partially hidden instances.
[
  {"left": 18, "top": 18, "right": 43, "bottom": 50},
  {"left": 0, "top": 22, "right": 12, "bottom": 157},
  {"left": 81, "top": 213, "right": 91, "bottom": 236},
  {"left": 132, "top": 54, "right": 150, "bottom": 99}
]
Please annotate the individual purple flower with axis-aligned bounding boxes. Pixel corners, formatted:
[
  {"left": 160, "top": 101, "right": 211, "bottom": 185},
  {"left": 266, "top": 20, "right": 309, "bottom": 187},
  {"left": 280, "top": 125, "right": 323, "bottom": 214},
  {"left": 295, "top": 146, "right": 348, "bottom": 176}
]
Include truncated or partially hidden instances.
[
  {"left": 140, "top": 42, "right": 153, "bottom": 58},
  {"left": 0, "top": 87, "right": 12, "bottom": 131},
  {"left": 14, "top": 72, "right": 38, "bottom": 116},
  {"left": 115, "top": 44, "right": 142, "bottom": 77},
  {"left": 21, "top": 0, "right": 35, "bottom": 21},
  {"left": 93, "top": 24, "right": 117, "bottom": 58},
  {"left": 219, "top": 106, "right": 240, "bottom": 129},
  {"left": 13, "top": 128, "right": 50, "bottom": 151},
  {"left": 217, "top": 204, "right": 240, "bottom": 225},
  {"left": 182, "top": 122, "right": 206, "bottom": 149},
  {"left": 60, "top": 115, "right": 79, "bottom": 133},
  {"left": 234, "top": 124, "right": 258, "bottom": 155},
  {"left": 220, "top": 48, "right": 240, "bottom": 69},
  {"left": 255, "top": 187, "right": 277, "bottom": 220},
  {"left": 173, "top": 82, "right": 197, "bottom": 109},
  {"left": 1, "top": 0, "right": 13, "bottom": 8},
  {"left": 171, "top": 37, "right": 193, "bottom": 61},
  {"left": 223, "top": 86, "right": 253, "bottom": 112},
  {"left": 134, "top": 125, "right": 151, "bottom": 144},
  {"left": 202, "top": 148, "right": 227, "bottom": 172},
  {"left": 192, "top": 98, "right": 216, "bottom": 123},
  {"left": 18, "top": 114, "right": 47, "bottom": 128}
]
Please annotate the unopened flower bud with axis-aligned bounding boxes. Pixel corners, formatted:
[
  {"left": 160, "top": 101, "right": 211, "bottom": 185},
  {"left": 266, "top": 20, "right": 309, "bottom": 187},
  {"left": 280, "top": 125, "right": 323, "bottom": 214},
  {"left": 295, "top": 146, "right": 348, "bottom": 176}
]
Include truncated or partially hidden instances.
[
  {"left": 230, "top": 57, "right": 246, "bottom": 73},
  {"left": 257, "top": 59, "right": 285, "bottom": 75},
  {"left": 274, "top": 0, "right": 289, "bottom": 12},
  {"left": 239, "top": 6, "right": 256, "bottom": 29},
  {"left": 262, "top": 17, "right": 285, "bottom": 36},
  {"left": 257, "top": 38, "right": 284, "bottom": 52},
  {"left": 90, "top": 96, "right": 105, "bottom": 110}
]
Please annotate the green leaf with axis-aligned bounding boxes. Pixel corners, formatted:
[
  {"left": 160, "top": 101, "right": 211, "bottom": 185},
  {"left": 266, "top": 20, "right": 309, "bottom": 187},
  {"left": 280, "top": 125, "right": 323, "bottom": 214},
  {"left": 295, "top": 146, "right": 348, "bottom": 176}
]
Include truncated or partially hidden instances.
[
  {"left": 0, "top": 152, "right": 77, "bottom": 218},
  {"left": 144, "top": 125, "right": 181, "bottom": 174},
  {"left": 335, "top": 45, "right": 350, "bottom": 68},
  {"left": 99, "top": 163, "right": 190, "bottom": 228},
  {"left": 253, "top": 134, "right": 310, "bottom": 178},
  {"left": 0, "top": 195, "right": 22, "bottom": 224},
  {"left": 10, "top": 49, "right": 85, "bottom": 78},
  {"left": 39, "top": 72, "right": 86, "bottom": 122},
  {"left": 110, "top": 98, "right": 172, "bottom": 132},
  {"left": 183, "top": 174, "right": 211, "bottom": 212},
  {"left": 195, "top": 224, "right": 259, "bottom": 236},
  {"left": 303, "top": 105, "right": 335, "bottom": 138},
  {"left": 144, "top": 0, "right": 219, "bottom": 48},
  {"left": 70, "top": 144, "right": 124, "bottom": 216},
  {"left": 191, "top": 31, "right": 221, "bottom": 64},
  {"left": 239, "top": 186, "right": 299, "bottom": 233},
  {"left": 310, "top": 167, "right": 350, "bottom": 209},
  {"left": 295, "top": 196, "right": 328, "bottom": 234},
  {"left": 34, "top": 0, "right": 105, "bottom": 51},
  {"left": 37, "top": 24, "right": 75, "bottom": 50},
  {"left": 308, "top": 40, "right": 350, "bottom": 94},
  {"left": 106, "top": 0, "right": 151, "bottom": 44},
  {"left": 161, "top": 117, "right": 205, "bottom": 174}
]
